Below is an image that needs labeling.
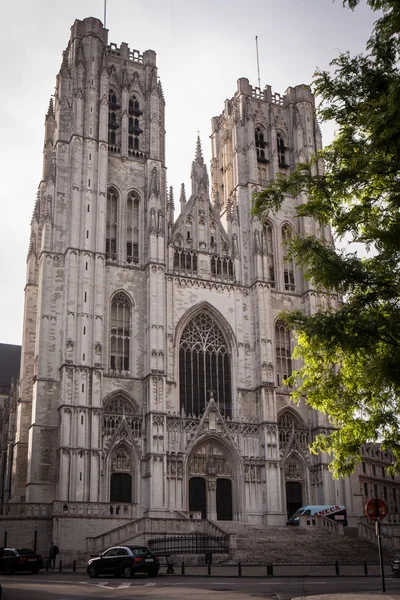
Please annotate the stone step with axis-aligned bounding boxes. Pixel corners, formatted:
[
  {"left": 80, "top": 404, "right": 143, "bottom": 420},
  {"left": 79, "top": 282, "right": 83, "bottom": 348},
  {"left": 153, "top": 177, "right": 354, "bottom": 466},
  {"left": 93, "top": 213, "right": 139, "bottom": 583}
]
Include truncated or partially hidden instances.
[{"left": 212, "top": 521, "right": 391, "bottom": 564}]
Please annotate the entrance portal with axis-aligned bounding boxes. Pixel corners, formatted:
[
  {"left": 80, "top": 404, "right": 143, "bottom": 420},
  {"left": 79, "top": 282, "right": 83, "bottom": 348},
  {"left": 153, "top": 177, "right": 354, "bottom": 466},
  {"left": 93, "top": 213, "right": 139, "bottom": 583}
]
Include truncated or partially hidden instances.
[
  {"left": 110, "top": 472, "right": 132, "bottom": 502},
  {"left": 216, "top": 478, "right": 233, "bottom": 520},
  {"left": 189, "top": 477, "right": 207, "bottom": 518},
  {"left": 286, "top": 481, "right": 302, "bottom": 519}
]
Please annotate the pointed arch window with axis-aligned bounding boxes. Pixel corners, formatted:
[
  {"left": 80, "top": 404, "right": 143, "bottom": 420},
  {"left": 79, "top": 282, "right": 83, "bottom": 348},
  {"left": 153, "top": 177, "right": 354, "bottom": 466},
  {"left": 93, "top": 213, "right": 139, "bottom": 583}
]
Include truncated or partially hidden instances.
[
  {"left": 262, "top": 222, "right": 275, "bottom": 287},
  {"left": 179, "top": 312, "right": 231, "bottom": 418},
  {"left": 278, "top": 409, "right": 308, "bottom": 451},
  {"left": 103, "top": 395, "right": 142, "bottom": 438},
  {"left": 277, "top": 132, "right": 288, "bottom": 168},
  {"left": 128, "top": 95, "right": 142, "bottom": 155},
  {"left": 275, "top": 320, "right": 292, "bottom": 387},
  {"left": 255, "top": 126, "right": 268, "bottom": 163},
  {"left": 282, "top": 225, "right": 295, "bottom": 291},
  {"left": 174, "top": 249, "right": 198, "bottom": 273},
  {"left": 126, "top": 191, "right": 140, "bottom": 264},
  {"left": 106, "top": 187, "right": 118, "bottom": 261},
  {"left": 108, "top": 89, "right": 121, "bottom": 150},
  {"left": 110, "top": 293, "right": 131, "bottom": 372}
]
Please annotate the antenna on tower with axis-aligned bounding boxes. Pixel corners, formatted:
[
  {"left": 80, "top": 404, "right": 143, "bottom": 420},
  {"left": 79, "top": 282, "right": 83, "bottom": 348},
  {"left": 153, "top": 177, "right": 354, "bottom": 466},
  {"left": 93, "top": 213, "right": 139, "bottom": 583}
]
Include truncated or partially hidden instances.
[
  {"left": 255, "top": 35, "right": 261, "bottom": 89},
  {"left": 104, "top": 0, "right": 107, "bottom": 28}
]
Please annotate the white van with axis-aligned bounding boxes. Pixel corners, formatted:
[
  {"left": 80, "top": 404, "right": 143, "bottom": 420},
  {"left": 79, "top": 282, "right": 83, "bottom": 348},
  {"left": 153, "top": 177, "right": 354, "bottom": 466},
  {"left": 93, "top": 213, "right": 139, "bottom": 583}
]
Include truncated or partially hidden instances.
[{"left": 287, "top": 504, "right": 347, "bottom": 526}]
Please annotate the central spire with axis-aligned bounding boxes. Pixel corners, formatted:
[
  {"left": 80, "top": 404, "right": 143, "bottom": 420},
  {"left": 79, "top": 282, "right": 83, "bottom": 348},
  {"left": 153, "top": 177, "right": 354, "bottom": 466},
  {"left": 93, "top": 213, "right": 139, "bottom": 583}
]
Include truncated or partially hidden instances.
[
  {"left": 195, "top": 134, "right": 204, "bottom": 165},
  {"left": 191, "top": 135, "right": 209, "bottom": 198}
]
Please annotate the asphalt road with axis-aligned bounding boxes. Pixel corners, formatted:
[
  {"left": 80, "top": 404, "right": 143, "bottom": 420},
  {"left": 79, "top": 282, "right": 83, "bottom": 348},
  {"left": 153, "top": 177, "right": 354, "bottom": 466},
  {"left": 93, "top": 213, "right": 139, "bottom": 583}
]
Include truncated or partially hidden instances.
[{"left": 1, "top": 572, "right": 400, "bottom": 600}]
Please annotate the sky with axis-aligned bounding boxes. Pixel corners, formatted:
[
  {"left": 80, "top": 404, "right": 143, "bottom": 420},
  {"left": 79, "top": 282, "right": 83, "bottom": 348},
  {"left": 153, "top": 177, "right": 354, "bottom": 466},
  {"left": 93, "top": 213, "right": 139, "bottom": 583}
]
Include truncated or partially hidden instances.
[{"left": 0, "top": 0, "right": 377, "bottom": 346}]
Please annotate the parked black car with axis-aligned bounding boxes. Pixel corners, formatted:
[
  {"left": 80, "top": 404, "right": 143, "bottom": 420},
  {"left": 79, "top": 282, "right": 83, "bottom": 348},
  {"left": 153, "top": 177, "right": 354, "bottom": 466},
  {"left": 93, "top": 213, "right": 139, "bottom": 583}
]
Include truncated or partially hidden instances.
[
  {"left": 392, "top": 556, "right": 400, "bottom": 574},
  {"left": 0, "top": 548, "right": 43, "bottom": 574},
  {"left": 87, "top": 545, "right": 159, "bottom": 578}
]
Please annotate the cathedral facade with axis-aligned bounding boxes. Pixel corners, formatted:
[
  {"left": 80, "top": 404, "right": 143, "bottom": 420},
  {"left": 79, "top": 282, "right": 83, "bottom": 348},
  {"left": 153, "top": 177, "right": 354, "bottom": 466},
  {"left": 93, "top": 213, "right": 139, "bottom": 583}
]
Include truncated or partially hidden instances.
[{"left": 7, "top": 17, "right": 358, "bottom": 527}]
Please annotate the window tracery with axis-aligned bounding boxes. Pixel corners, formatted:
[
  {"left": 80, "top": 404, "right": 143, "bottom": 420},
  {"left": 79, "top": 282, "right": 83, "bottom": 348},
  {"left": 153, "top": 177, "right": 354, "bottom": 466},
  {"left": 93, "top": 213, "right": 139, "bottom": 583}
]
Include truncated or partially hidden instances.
[
  {"left": 110, "top": 293, "right": 131, "bottom": 373},
  {"left": 278, "top": 410, "right": 308, "bottom": 451},
  {"left": 108, "top": 89, "right": 121, "bottom": 151},
  {"left": 255, "top": 126, "right": 268, "bottom": 162},
  {"left": 174, "top": 249, "right": 198, "bottom": 273},
  {"left": 262, "top": 222, "right": 275, "bottom": 286},
  {"left": 126, "top": 191, "right": 140, "bottom": 264},
  {"left": 277, "top": 132, "right": 288, "bottom": 167},
  {"left": 210, "top": 255, "right": 234, "bottom": 280},
  {"left": 106, "top": 187, "right": 118, "bottom": 261},
  {"left": 128, "top": 95, "right": 142, "bottom": 155},
  {"left": 282, "top": 225, "right": 295, "bottom": 291},
  {"left": 179, "top": 312, "right": 232, "bottom": 418},
  {"left": 275, "top": 320, "right": 292, "bottom": 386},
  {"left": 103, "top": 395, "right": 142, "bottom": 438}
]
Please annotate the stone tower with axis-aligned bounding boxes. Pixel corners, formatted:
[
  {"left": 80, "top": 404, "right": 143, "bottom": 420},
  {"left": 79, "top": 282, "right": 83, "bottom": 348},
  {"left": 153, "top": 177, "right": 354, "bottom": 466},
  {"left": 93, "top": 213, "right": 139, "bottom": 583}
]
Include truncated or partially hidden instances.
[{"left": 13, "top": 17, "right": 166, "bottom": 504}]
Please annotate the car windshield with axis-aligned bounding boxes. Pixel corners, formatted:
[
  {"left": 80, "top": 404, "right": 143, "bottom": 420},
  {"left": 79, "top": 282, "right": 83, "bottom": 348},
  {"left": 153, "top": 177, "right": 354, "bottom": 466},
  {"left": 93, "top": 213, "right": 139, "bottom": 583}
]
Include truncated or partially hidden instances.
[
  {"left": 16, "top": 548, "right": 35, "bottom": 555},
  {"left": 291, "top": 510, "right": 304, "bottom": 518},
  {"left": 127, "top": 547, "right": 151, "bottom": 555}
]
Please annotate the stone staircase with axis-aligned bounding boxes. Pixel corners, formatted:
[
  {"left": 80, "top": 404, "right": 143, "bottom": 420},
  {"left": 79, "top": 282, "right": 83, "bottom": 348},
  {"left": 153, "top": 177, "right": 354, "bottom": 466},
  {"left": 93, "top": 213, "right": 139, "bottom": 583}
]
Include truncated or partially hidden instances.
[
  {"left": 212, "top": 521, "right": 392, "bottom": 564},
  {"left": 86, "top": 517, "right": 227, "bottom": 554}
]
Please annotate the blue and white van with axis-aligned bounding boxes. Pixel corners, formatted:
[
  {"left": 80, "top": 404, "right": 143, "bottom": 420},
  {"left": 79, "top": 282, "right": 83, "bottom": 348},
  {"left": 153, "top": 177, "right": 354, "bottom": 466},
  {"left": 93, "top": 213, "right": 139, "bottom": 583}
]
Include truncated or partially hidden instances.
[{"left": 287, "top": 504, "right": 347, "bottom": 526}]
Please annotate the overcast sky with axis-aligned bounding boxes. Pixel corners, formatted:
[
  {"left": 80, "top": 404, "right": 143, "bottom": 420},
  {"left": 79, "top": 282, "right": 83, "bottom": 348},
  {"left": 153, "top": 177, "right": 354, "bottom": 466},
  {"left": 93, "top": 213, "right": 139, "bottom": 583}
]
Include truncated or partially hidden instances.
[{"left": 0, "top": 0, "right": 376, "bottom": 346}]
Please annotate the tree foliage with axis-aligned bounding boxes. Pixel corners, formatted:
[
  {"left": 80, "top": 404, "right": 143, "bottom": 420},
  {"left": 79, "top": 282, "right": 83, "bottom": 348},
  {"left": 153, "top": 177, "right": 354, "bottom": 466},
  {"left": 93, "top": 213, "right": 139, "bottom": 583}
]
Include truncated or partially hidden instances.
[{"left": 252, "top": 0, "right": 400, "bottom": 476}]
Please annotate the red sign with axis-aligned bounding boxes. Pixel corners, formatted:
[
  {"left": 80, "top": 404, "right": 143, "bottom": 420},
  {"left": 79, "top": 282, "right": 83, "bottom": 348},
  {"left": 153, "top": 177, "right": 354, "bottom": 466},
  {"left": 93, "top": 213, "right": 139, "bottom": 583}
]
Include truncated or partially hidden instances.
[{"left": 365, "top": 497, "right": 388, "bottom": 521}]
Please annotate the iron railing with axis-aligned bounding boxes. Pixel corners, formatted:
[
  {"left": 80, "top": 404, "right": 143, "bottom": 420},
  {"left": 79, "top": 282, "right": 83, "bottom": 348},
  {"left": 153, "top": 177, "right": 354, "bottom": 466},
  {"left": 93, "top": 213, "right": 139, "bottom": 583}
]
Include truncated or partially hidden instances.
[{"left": 148, "top": 533, "right": 229, "bottom": 555}]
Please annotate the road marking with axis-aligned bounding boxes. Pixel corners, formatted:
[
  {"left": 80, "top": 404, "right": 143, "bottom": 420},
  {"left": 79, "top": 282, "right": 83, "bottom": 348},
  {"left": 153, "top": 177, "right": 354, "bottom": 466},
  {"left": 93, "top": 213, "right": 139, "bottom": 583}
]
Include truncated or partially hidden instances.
[
  {"left": 79, "top": 580, "right": 111, "bottom": 587},
  {"left": 116, "top": 583, "right": 132, "bottom": 588},
  {"left": 144, "top": 582, "right": 156, "bottom": 586}
]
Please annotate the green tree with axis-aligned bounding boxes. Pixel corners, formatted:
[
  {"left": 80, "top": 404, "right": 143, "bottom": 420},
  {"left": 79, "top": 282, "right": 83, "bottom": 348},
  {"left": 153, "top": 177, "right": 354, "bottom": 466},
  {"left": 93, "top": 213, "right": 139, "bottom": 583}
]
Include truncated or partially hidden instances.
[{"left": 252, "top": 0, "right": 400, "bottom": 476}]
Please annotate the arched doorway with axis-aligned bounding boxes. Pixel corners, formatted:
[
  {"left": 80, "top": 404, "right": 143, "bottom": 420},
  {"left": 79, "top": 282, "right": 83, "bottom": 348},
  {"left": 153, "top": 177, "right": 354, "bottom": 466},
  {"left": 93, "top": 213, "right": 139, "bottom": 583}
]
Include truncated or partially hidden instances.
[
  {"left": 187, "top": 439, "right": 238, "bottom": 520},
  {"left": 216, "top": 478, "right": 232, "bottom": 520},
  {"left": 286, "top": 481, "right": 302, "bottom": 519},
  {"left": 189, "top": 477, "right": 207, "bottom": 518},
  {"left": 278, "top": 410, "right": 309, "bottom": 520},
  {"left": 110, "top": 472, "right": 132, "bottom": 502}
]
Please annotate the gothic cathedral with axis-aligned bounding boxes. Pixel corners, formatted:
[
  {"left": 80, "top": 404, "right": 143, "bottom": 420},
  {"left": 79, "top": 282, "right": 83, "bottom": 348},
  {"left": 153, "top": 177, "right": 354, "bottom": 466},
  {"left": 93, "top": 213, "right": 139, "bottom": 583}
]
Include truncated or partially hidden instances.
[{"left": 9, "top": 17, "right": 357, "bottom": 527}]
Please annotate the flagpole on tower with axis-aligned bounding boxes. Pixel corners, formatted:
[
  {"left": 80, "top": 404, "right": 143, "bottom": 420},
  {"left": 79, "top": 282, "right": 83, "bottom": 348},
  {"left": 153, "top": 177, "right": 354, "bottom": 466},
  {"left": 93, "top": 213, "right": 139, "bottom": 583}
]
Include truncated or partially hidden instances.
[
  {"left": 104, "top": 0, "right": 107, "bottom": 28},
  {"left": 255, "top": 35, "right": 261, "bottom": 89}
]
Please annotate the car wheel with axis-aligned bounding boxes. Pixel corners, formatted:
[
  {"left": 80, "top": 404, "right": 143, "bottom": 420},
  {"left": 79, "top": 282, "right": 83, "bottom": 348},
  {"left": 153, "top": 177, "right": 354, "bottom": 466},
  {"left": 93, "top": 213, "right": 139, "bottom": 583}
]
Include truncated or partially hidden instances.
[
  {"left": 31, "top": 568, "right": 40, "bottom": 574},
  {"left": 122, "top": 565, "right": 132, "bottom": 578},
  {"left": 88, "top": 566, "right": 98, "bottom": 578},
  {"left": 5, "top": 563, "right": 14, "bottom": 575},
  {"left": 148, "top": 570, "right": 159, "bottom": 577}
]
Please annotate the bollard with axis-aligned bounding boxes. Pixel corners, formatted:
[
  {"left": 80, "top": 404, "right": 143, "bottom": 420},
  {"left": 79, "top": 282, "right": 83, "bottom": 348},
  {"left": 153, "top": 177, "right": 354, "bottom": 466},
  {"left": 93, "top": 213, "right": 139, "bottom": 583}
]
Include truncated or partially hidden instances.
[
  {"left": 207, "top": 562, "right": 211, "bottom": 576},
  {"left": 238, "top": 561, "right": 242, "bottom": 577},
  {"left": 73, "top": 560, "right": 76, "bottom": 572},
  {"left": 181, "top": 561, "right": 185, "bottom": 576},
  {"left": 335, "top": 561, "right": 339, "bottom": 576},
  {"left": 59, "top": 559, "right": 62, "bottom": 572},
  {"left": 364, "top": 560, "right": 368, "bottom": 575},
  {"left": 166, "top": 562, "right": 175, "bottom": 575},
  {"left": 267, "top": 563, "right": 273, "bottom": 576}
]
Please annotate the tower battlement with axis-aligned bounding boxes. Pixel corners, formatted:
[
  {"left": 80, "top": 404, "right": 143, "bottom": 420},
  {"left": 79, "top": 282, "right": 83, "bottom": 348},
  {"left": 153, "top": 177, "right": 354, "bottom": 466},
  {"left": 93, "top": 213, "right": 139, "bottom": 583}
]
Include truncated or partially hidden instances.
[{"left": 212, "top": 78, "right": 315, "bottom": 128}]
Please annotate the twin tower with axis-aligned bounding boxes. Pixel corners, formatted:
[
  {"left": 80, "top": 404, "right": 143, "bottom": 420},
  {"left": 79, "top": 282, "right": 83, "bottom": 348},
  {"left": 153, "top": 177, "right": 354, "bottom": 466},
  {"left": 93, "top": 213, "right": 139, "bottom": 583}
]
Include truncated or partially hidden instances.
[{"left": 6, "top": 17, "right": 355, "bottom": 535}]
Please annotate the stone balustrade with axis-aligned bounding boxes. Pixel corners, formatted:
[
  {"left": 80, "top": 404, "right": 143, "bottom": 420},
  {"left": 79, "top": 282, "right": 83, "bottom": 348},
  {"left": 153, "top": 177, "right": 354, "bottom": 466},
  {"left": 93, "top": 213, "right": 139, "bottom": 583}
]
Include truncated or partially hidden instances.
[
  {"left": 0, "top": 503, "right": 52, "bottom": 518},
  {"left": 0, "top": 501, "right": 139, "bottom": 519},
  {"left": 298, "top": 514, "right": 344, "bottom": 535},
  {"left": 358, "top": 518, "right": 400, "bottom": 550},
  {"left": 52, "top": 501, "right": 139, "bottom": 518}
]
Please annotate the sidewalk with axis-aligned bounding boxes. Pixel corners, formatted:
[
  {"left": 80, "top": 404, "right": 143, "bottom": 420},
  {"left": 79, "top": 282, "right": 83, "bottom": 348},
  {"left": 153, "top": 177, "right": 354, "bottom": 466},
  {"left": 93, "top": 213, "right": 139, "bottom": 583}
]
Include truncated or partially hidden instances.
[{"left": 292, "top": 595, "right": 400, "bottom": 600}]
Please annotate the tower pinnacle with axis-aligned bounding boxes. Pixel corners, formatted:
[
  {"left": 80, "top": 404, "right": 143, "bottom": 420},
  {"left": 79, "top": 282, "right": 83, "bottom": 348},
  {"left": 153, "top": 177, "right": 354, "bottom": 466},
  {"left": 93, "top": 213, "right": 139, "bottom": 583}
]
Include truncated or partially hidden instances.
[{"left": 191, "top": 135, "right": 209, "bottom": 198}]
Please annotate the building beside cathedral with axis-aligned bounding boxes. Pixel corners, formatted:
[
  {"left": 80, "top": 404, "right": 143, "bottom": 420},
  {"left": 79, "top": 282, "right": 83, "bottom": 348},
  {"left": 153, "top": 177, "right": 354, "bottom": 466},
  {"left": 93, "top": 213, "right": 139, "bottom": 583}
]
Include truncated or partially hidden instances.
[{"left": 0, "top": 17, "right": 365, "bottom": 553}]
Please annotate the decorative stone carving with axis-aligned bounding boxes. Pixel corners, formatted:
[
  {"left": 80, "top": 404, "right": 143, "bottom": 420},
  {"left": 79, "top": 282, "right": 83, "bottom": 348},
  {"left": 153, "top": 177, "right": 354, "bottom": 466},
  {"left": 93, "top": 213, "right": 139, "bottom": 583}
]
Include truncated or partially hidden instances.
[{"left": 111, "top": 447, "right": 132, "bottom": 471}]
